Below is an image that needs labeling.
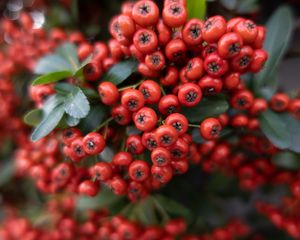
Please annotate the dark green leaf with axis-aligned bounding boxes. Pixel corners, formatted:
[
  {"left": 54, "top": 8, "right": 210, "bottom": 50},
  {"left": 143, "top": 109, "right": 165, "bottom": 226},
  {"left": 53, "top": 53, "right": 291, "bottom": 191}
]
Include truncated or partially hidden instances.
[
  {"left": 192, "top": 128, "right": 205, "bottom": 144},
  {"left": 43, "top": 94, "right": 65, "bottom": 115},
  {"left": 254, "top": 6, "right": 293, "bottom": 94},
  {"left": 154, "top": 194, "right": 192, "bottom": 220},
  {"left": 104, "top": 59, "right": 138, "bottom": 85},
  {"left": 66, "top": 115, "right": 80, "bottom": 127},
  {"left": 187, "top": 0, "right": 206, "bottom": 20},
  {"left": 23, "top": 109, "right": 43, "bottom": 127},
  {"left": 182, "top": 96, "right": 229, "bottom": 123},
  {"left": 79, "top": 105, "right": 107, "bottom": 134},
  {"left": 272, "top": 151, "right": 300, "bottom": 170},
  {"left": 34, "top": 54, "right": 72, "bottom": 74},
  {"left": 81, "top": 88, "right": 99, "bottom": 99},
  {"left": 64, "top": 87, "right": 90, "bottom": 119},
  {"left": 259, "top": 110, "right": 292, "bottom": 149},
  {"left": 237, "top": 0, "right": 259, "bottom": 14},
  {"left": 0, "top": 161, "right": 15, "bottom": 187},
  {"left": 31, "top": 104, "right": 65, "bottom": 142},
  {"left": 281, "top": 113, "right": 300, "bottom": 153},
  {"left": 32, "top": 70, "right": 73, "bottom": 86},
  {"left": 54, "top": 82, "right": 75, "bottom": 94},
  {"left": 76, "top": 187, "right": 121, "bottom": 210},
  {"left": 56, "top": 42, "right": 80, "bottom": 72}
]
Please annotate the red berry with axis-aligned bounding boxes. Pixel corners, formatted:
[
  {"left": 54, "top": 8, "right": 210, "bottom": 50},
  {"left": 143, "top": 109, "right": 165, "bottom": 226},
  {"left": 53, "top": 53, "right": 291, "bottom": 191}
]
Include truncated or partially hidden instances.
[
  {"left": 83, "top": 132, "right": 106, "bottom": 155},
  {"left": 139, "top": 80, "right": 161, "bottom": 104},
  {"left": 202, "top": 16, "right": 226, "bottom": 43},
  {"left": 78, "top": 180, "right": 99, "bottom": 197},
  {"left": 133, "top": 29, "right": 158, "bottom": 54},
  {"left": 178, "top": 83, "right": 202, "bottom": 107},
  {"left": 132, "top": 0, "right": 159, "bottom": 27},
  {"left": 204, "top": 53, "right": 228, "bottom": 77},
  {"left": 182, "top": 19, "right": 203, "bottom": 46},
  {"left": 151, "top": 147, "right": 171, "bottom": 166},
  {"left": 155, "top": 125, "right": 178, "bottom": 147},
  {"left": 200, "top": 118, "right": 222, "bottom": 140},
  {"left": 113, "top": 151, "right": 133, "bottom": 167},
  {"left": 165, "top": 113, "right": 188, "bottom": 135},
  {"left": 217, "top": 32, "right": 243, "bottom": 58},
  {"left": 162, "top": 3, "right": 187, "bottom": 28},
  {"left": 129, "top": 160, "right": 150, "bottom": 182},
  {"left": 90, "top": 162, "right": 113, "bottom": 181},
  {"left": 98, "top": 82, "right": 119, "bottom": 105},
  {"left": 121, "top": 89, "right": 145, "bottom": 111}
]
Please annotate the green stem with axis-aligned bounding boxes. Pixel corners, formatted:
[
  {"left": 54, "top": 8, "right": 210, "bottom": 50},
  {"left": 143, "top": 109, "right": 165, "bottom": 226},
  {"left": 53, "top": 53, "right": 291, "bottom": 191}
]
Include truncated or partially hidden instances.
[
  {"left": 93, "top": 117, "right": 113, "bottom": 132},
  {"left": 151, "top": 196, "right": 170, "bottom": 223},
  {"left": 188, "top": 124, "right": 200, "bottom": 128},
  {"left": 160, "top": 85, "right": 166, "bottom": 96},
  {"left": 118, "top": 80, "right": 143, "bottom": 91}
]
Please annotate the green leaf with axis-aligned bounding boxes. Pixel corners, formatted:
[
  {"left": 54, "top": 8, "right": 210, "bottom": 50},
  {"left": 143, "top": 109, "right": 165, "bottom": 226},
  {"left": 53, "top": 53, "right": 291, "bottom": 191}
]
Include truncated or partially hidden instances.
[
  {"left": 272, "top": 151, "right": 300, "bottom": 170},
  {"left": 79, "top": 105, "right": 107, "bottom": 134},
  {"left": 259, "top": 110, "right": 292, "bottom": 149},
  {"left": 66, "top": 115, "right": 80, "bottom": 127},
  {"left": 254, "top": 6, "right": 293, "bottom": 94},
  {"left": 104, "top": 59, "right": 138, "bottom": 85},
  {"left": 154, "top": 195, "right": 192, "bottom": 221},
  {"left": 0, "top": 161, "right": 15, "bottom": 187},
  {"left": 34, "top": 54, "right": 73, "bottom": 74},
  {"left": 182, "top": 96, "right": 229, "bottom": 123},
  {"left": 43, "top": 94, "right": 65, "bottom": 115},
  {"left": 32, "top": 70, "right": 73, "bottom": 86},
  {"left": 64, "top": 87, "right": 90, "bottom": 119},
  {"left": 55, "top": 82, "right": 98, "bottom": 99},
  {"left": 281, "top": 113, "right": 300, "bottom": 153},
  {"left": 75, "top": 54, "right": 93, "bottom": 77},
  {"left": 187, "top": 0, "right": 206, "bottom": 20},
  {"left": 31, "top": 104, "right": 65, "bottom": 142},
  {"left": 56, "top": 42, "right": 80, "bottom": 72},
  {"left": 23, "top": 109, "right": 43, "bottom": 127}
]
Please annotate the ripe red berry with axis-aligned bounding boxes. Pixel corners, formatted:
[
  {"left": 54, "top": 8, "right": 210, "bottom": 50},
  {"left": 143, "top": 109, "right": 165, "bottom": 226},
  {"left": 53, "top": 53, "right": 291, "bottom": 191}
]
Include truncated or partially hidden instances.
[
  {"left": 250, "top": 49, "right": 268, "bottom": 73},
  {"left": 223, "top": 72, "right": 240, "bottom": 90},
  {"left": 151, "top": 165, "right": 173, "bottom": 184},
  {"left": 139, "top": 80, "right": 161, "bottom": 104},
  {"left": 118, "top": 14, "right": 136, "bottom": 38},
  {"left": 217, "top": 32, "right": 243, "bottom": 58},
  {"left": 158, "top": 94, "right": 180, "bottom": 115},
  {"left": 182, "top": 19, "right": 203, "bottom": 46},
  {"left": 142, "top": 131, "right": 158, "bottom": 151},
  {"left": 134, "top": 107, "right": 158, "bottom": 132},
  {"left": 62, "top": 128, "right": 82, "bottom": 146},
  {"left": 90, "top": 162, "right": 113, "bottom": 181},
  {"left": 83, "top": 62, "right": 102, "bottom": 81},
  {"left": 133, "top": 29, "right": 158, "bottom": 54},
  {"left": 289, "top": 99, "right": 300, "bottom": 119},
  {"left": 113, "top": 151, "right": 133, "bottom": 167},
  {"left": 204, "top": 53, "right": 228, "bottom": 77},
  {"left": 126, "top": 135, "right": 145, "bottom": 155},
  {"left": 202, "top": 16, "right": 227, "bottom": 43},
  {"left": 132, "top": 0, "right": 159, "bottom": 27},
  {"left": 186, "top": 57, "right": 204, "bottom": 80},
  {"left": 145, "top": 51, "right": 166, "bottom": 71},
  {"left": 108, "top": 176, "right": 128, "bottom": 195},
  {"left": 155, "top": 125, "right": 178, "bottom": 147},
  {"left": 198, "top": 75, "right": 223, "bottom": 95},
  {"left": 78, "top": 180, "right": 99, "bottom": 197},
  {"left": 177, "top": 83, "right": 202, "bottom": 107},
  {"left": 129, "top": 160, "right": 150, "bottom": 182},
  {"left": 231, "top": 46, "right": 254, "bottom": 73},
  {"left": 151, "top": 147, "right": 171, "bottom": 167},
  {"left": 270, "top": 93, "right": 289, "bottom": 112},
  {"left": 111, "top": 104, "right": 132, "bottom": 126},
  {"left": 121, "top": 89, "right": 145, "bottom": 111},
  {"left": 163, "top": 3, "right": 187, "bottom": 28},
  {"left": 82, "top": 132, "right": 106, "bottom": 155},
  {"left": 234, "top": 19, "right": 258, "bottom": 44},
  {"left": 231, "top": 90, "right": 254, "bottom": 110},
  {"left": 98, "top": 82, "right": 119, "bottom": 106},
  {"left": 165, "top": 39, "right": 187, "bottom": 62},
  {"left": 165, "top": 113, "right": 188, "bottom": 136},
  {"left": 70, "top": 137, "right": 86, "bottom": 161},
  {"left": 200, "top": 118, "right": 222, "bottom": 140}
]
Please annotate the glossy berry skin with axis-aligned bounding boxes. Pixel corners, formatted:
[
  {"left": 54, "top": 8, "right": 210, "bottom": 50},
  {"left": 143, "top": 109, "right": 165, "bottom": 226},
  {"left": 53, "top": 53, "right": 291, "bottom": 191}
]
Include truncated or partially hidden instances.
[
  {"left": 108, "top": 176, "right": 128, "bottom": 195},
  {"left": 98, "top": 82, "right": 119, "bottom": 106},
  {"left": 289, "top": 99, "right": 300, "bottom": 120},
  {"left": 113, "top": 151, "right": 133, "bottom": 167},
  {"left": 231, "top": 90, "right": 254, "bottom": 110},
  {"left": 200, "top": 118, "right": 222, "bottom": 140},
  {"left": 129, "top": 160, "right": 150, "bottom": 182},
  {"left": 90, "top": 162, "right": 113, "bottom": 181},
  {"left": 163, "top": 3, "right": 188, "bottom": 28},
  {"left": 253, "top": 26, "right": 266, "bottom": 49},
  {"left": 165, "top": 113, "right": 188, "bottom": 135},
  {"left": 169, "top": 137, "right": 189, "bottom": 159},
  {"left": 158, "top": 94, "right": 180, "bottom": 115},
  {"left": 217, "top": 32, "right": 243, "bottom": 58},
  {"left": 177, "top": 83, "right": 202, "bottom": 107},
  {"left": 118, "top": 14, "right": 136, "bottom": 38},
  {"left": 139, "top": 80, "right": 161, "bottom": 104},
  {"left": 134, "top": 107, "right": 158, "bottom": 132},
  {"left": 121, "top": 89, "right": 145, "bottom": 112},
  {"left": 186, "top": 57, "right": 204, "bottom": 80},
  {"left": 182, "top": 19, "right": 203, "bottom": 46},
  {"left": 142, "top": 132, "right": 158, "bottom": 151},
  {"left": 291, "top": 180, "right": 300, "bottom": 198},
  {"left": 198, "top": 75, "right": 223, "bottom": 95},
  {"left": 156, "top": 19, "right": 172, "bottom": 46},
  {"left": 151, "top": 165, "right": 173, "bottom": 184},
  {"left": 155, "top": 125, "right": 178, "bottom": 147},
  {"left": 82, "top": 132, "right": 105, "bottom": 155},
  {"left": 204, "top": 53, "right": 228, "bottom": 77},
  {"left": 231, "top": 46, "right": 253, "bottom": 73},
  {"left": 111, "top": 104, "right": 132, "bottom": 126},
  {"left": 270, "top": 93, "right": 289, "bottom": 112},
  {"left": 70, "top": 137, "right": 86, "bottom": 161},
  {"left": 231, "top": 114, "right": 249, "bottom": 128},
  {"left": 145, "top": 51, "right": 165, "bottom": 71},
  {"left": 160, "top": 66, "right": 179, "bottom": 86},
  {"left": 226, "top": 17, "right": 244, "bottom": 32},
  {"left": 78, "top": 180, "right": 99, "bottom": 197},
  {"left": 133, "top": 29, "right": 158, "bottom": 54},
  {"left": 250, "top": 98, "right": 268, "bottom": 115},
  {"left": 132, "top": 0, "right": 159, "bottom": 27},
  {"left": 151, "top": 147, "right": 171, "bottom": 167},
  {"left": 165, "top": 39, "right": 187, "bottom": 62},
  {"left": 62, "top": 128, "right": 82, "bottom": 146},
  {"left": 202, "top": 16, "right": 227, "bottom": 43},
  {"left": 126, "top": 135, "right": 145, "bottom": 154},
  {"left": 250, "top": 49, "right": 268, "bottom": 73},
  {"left": 83, "top": 62, "right": 102, "bottom": 81},
  {"left": 234, "top": 19, "right": 258, "bottom": 44},
  {"left": 223, "top": 72, "right": 240, "bottom": 90}
]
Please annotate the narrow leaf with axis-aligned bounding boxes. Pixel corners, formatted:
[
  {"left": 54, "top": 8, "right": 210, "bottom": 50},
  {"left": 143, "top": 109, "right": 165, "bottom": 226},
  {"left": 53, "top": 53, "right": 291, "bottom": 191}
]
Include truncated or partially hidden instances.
[
  {"left": 182, "top": 96, "right": 229, "bottom": 123},
  {"left": 272, "top": 151, "right": 300, "bottom": 170},
  {"left": 64, "top": 87, "right": 90, "bottom": 119},
  {"left": 66, "top": 115, "right": 80, "bottom": 127},
  {"left": 281, "top": 113, "right": 300, "bottom": 153},
  {"left": 43, "top": 94, "right": 65, "bottom": 115},
  {"left": 32, "top": 70, "right": 73, "bottom": 86},
  {"left": 254, "top": 6, "right": 293, "bottom": 93},
  {"left": 259, "top": 110, "right": 292, "bottom": 149},
  {"left": 56, "top": 42, "right": 80, "bottom": 72},
  {"left": 0, "top": 161, "right": 15, "bottom": 187},
  {"left": 31, "top": 104, "right": 65, "bottom": 142},
  {"left": 104, "top": 59, "right": 138, "bottom": 85},
  {"left": 34, "top": 54, "right": 73, "bottom": 74},
  {"left": 23, "top": 109, "right": 43, "bottom": 127},
  {"left": 79, "top": 105, "right": 107, "bottom": 134},
  {"left": 187, "top": 0, "right": 206, "bottom": 20}
]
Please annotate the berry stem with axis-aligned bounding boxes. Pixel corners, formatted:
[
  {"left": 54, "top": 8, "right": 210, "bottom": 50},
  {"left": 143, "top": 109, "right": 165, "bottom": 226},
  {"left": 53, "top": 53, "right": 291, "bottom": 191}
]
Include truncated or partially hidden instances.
[
  {"left": 160, "top": 85, "right": 166, "bottom": 96},
  {"left": 118, "top": 80, "right": 143, "bottom": 91},
  {"left": 93, "top": 117, "right": 114, "bottom": 132},
  {"left": 188, "top": 124, "right": 200, "bottom": 128}
]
